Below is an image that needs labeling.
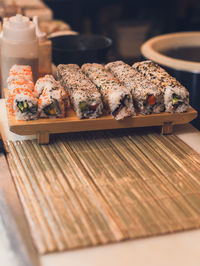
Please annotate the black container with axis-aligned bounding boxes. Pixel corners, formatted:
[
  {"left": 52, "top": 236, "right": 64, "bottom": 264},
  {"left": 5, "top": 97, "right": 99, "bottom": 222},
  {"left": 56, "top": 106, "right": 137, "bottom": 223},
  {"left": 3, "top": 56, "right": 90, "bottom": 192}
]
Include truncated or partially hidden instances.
[{"left": 49, "top": 34, "right": 112, "bottom": 66}]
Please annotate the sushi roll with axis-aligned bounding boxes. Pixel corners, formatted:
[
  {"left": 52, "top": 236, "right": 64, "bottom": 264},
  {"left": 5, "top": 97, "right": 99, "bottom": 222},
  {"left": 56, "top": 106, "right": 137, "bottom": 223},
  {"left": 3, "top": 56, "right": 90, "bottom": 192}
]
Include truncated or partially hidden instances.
[
  {"left": 12, "top": 88, "right": 38, "bottom": 120},
  {"left": 35, "top": 75, "right": 68, "bottom": 104},
  {"left": 7, "top": 64, "right": 33, "bottom": 85},
  {"left": 38, "top": 84, "right": 66, "bottom": 118},
  {"left": 7, "top": 86, "right": 22, "bottom": 115},
  {"left": 7, "top": 65, "right": 35, "bottom": 114},
  {"left": 7, "top": 83, "right": 34, "bottom": 115},
  {"left": 34, "top": 75, "right": 55, "bottom": 98},
  {"left": 105, "top": 61, "right": 165, "bottom": 115},
  {"left": 7, "top": 65, "right": 34, "bottom": 94},
  {"left": 8, "top": 78, "right": 34, "bottom": 92},
  {"left": 57, "top": 64, "right": 104, "bottom": 119},
  {"left": 81, "top": 63, "right": 135, "bottom": 120},
  {"left": 132, "top": 60, "right": 189, "bottom": 113}
]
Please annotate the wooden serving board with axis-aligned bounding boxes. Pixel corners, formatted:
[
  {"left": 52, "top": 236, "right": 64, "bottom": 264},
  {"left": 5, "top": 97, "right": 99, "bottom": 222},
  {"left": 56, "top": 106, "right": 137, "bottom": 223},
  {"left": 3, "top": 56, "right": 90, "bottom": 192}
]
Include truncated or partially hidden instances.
[{"left": 7, "top": 107, "right": 197, "bottom": 144}]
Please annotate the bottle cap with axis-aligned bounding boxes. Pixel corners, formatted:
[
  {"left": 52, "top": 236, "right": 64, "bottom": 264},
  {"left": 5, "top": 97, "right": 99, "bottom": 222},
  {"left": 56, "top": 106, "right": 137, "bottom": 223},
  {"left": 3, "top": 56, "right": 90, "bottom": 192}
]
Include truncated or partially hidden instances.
[
  {"left": 33, "top": 16, "right": 47, "bottom": 42},
  {"left": 2, "top": 14, "right": 36, "bottom": 42}
]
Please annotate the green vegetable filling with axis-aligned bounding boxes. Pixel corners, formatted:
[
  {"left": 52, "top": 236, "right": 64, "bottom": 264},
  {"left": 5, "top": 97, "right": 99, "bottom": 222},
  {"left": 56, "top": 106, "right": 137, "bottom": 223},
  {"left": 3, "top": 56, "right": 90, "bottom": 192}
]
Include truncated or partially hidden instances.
[
  {"left": 43, "top": 100, "right": 60, "bottom": 116},
  {"left": 79, "top": 102, "right": 89, "bottom": 112},
  {"left": 17, "top": 102, "right": 25, "bottom": 112},
  {"left": 172, "top": 93, "right": 182, "bottom": 105},
  {"left": 17, "top": 101, "right": 37, "bottom": 114}
]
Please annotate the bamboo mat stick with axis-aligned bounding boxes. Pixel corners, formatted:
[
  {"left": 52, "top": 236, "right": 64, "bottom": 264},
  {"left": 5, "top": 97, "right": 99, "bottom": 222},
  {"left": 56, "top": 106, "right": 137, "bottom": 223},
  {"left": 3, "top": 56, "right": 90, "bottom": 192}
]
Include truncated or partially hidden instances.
[
  {"left": 142, "top": 134, "right": 200, "bottom": 215},
  {"left": 152, "top": 134, "right": 200, "bottom": 170},
  {"left": 41, "top": 143, "right": 97, "bottom": 247},
  {"left": 55, "top": 139, "right": 125, "bottom": 242},
  {"left": 167, "top": 134, "right": 200, "bottom": 164},
  {"left": 65, "top": 136, "right": 142, "bottom": 237},
  {"left": 102, "top": 132, "right": 187, "bottom": 231},
  {"left": 67, "top": 133, "right": 181, "bottom": 234},
  {"left": 5, "top": 130, "right": 200, "bottom": 254},
  {"left": 128, "top": 134, "right": 200, "bottom": 228},
  {"left": 7, "top": 142, "right": 55, "bottom": 253},
  {"left": 6, "top": 153, "right": 47, "bottom": 254},
  {"left": 14, "top": 141, "right": 68, "bottom": 251},
  {"left": 22, "top": 141, "right": 79, "bottom": 249},
  {"left": 104, "top": 134, "right": 181, "bottom": 225},
  {"left": 50, "top": 144, "right": 119, "bottom": 245},
  {"left": 143, "top": 134, "right": 200, "bottom": 190},
  {"left": 67, "top": 135, "right": 150, "bottom": 233}
]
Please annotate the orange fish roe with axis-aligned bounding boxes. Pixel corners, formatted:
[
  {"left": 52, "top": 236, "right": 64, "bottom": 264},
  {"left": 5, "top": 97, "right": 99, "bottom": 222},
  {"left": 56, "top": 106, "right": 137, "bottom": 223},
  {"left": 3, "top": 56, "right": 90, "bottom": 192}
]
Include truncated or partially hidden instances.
[
  {"left": 7, "top": 65, "right": 33, "bottom": 86},
  {"left": 38, "top": 84, "right": 66, "bottom": 118},
  {"left": 9, "top": 78, "right": 34, "bottom": 91},
  {"left": 7, "top": 87, "right": 34, "bottom": 113},
  {"left": 9, "top": 65, "right": 32, "bottom": 76},
  {"left": 34, "top": 75, "right": 55, "bottom": 98},
  {"left": 7, "top": 65, "right": 35, "bottom": 116}
]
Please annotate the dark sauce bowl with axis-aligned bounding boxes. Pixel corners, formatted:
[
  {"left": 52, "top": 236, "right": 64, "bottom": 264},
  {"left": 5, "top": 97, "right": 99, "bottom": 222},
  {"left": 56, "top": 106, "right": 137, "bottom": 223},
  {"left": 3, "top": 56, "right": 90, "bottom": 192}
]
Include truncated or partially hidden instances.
[
  {"left": 141, "top": 32, "right": 200, "bottom": 129},
  {"left": 49, "top": 34, "right": 112, "bottom": 66}
]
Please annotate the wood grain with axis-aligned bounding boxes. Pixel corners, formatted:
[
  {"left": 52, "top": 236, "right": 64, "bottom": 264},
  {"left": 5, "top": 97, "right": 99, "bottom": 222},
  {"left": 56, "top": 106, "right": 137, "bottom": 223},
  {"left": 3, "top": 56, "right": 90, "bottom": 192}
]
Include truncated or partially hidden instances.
[
  {"left": 7, "top": 107, "right": 197, "bottom": 143},
  {"left": 0, "top": 152, "right": 40, "bottom": 265},
  {"left": 4, "top": 88, "right": 197, "bottom": 144},
  {"left": 6, "top": 128, "right": 200, "bottom": 254}
]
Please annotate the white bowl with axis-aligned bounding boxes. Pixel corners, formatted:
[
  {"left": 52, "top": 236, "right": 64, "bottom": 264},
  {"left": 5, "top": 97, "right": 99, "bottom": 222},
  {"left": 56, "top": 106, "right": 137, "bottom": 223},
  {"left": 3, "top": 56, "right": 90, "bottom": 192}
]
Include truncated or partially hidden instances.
[{"left": 141, "top": 31, "right": 200, "bottom": 73}]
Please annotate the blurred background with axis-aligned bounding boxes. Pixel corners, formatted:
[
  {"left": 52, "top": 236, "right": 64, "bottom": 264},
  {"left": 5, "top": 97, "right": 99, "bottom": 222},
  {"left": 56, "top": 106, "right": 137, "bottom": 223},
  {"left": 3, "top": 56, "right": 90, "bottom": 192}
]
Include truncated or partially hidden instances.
[
  {"left": 43, "top": 0, "right": 200, "bottom": 64},
  {"left": 1, "top": 0, "right": 200, "bottom": 64},
  {"left": 1, "top": 0, "right": 200, "bottom": 128}
]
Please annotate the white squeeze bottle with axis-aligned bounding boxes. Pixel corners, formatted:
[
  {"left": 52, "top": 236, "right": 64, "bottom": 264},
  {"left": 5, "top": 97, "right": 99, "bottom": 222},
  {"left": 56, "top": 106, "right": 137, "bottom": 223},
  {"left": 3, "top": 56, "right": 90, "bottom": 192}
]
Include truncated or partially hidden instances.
[{"left": 1, "top": 14, "right": 38, "bottom": 97}]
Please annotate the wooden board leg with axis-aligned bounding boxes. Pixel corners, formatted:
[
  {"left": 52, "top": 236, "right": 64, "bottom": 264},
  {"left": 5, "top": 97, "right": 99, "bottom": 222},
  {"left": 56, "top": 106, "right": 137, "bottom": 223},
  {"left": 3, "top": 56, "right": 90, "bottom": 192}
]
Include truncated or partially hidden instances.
[
  {"left": 161, "top": 122, "right": 173, "bottom": 135},
  {"left": 37, "top": 132, "right": 50, "bottom": 144}
]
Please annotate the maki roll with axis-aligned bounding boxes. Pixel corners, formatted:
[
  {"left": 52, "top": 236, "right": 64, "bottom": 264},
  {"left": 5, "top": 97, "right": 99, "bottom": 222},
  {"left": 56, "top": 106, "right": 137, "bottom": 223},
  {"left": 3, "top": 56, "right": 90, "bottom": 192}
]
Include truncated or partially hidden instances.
[
  {"left": 57, "top": 64, "right": 104, "bottom": 119},
  {"left": 7, "top": 65, "right": 35, "bottom": 115},
  {"left": 81, "top": 63, "right": 135, "bottom": 120},
  {"left": 8, "top": 78, "right": 34, "bottom": 92},
  {"left": 7, "top": 82, "right": 34, "bottom": 115},
  {"left": 12, "top": 88, "right": 38, "bottom": 120},
  {"left": 38, "top": 83, "right": 66, "bottom": 118},
  {"left": 132, "top": 60, "right": 189, "bottom": 113},
  {"left": 34, "top": 75, "right": 55, "bottom": 98},
  {"left": 105, "top": 61, "right": 165, "bottom": 115},
  {"left": 7, "top": 65, "right": 33, "bottom": 85},
  {"left": 35, "top": 75, "right": 68, "bottom": 104}
]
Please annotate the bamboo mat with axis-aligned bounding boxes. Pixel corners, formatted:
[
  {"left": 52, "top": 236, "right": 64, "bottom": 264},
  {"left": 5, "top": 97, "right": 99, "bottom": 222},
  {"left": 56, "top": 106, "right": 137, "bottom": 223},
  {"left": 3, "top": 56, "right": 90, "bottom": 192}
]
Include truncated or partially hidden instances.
[{"left": 5, "top": 128, "right": 200, "bottom": 254}]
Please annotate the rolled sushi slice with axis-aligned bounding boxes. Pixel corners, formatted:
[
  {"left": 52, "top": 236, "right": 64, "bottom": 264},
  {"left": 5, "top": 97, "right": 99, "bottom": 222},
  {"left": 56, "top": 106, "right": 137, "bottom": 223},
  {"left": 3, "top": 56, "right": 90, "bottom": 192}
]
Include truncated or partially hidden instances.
[
  {"left": 38, "top": 85, "right": 66, "bottom": 118},
  {"left": 7, "top": 87, "right": 22, "bottom": 115},
  {"left": 7, "top": 79, "right": 35, "bottom": 115},
  {"left": 57, "top": 64, "right": 104, "bottom": 119},
  {"left": 132, "top": 60, "right": 189, "bottom": 113},
  {"left": 34, "top": 74, "right": 68, "bottom": 106},
  {"left": 13, "top": 88, "right": 38, "bottom": 120},
  {"left": 8, "top": 78, "right": 34, "bottom": 92},
  {"left": 7, "top": 64, "right": 33, "bottom": 85},
  {"left": 34, "top": 75, "right": 55, "bottom": 98},
  {"left": 105, "top": 61, "right": 165, "bottom": 115},
  {"left": 7, "top": 65, "right": 35, "bottom": 115},
  {"left": 81, "top": 63, "right": 135, "bottom": 120}
]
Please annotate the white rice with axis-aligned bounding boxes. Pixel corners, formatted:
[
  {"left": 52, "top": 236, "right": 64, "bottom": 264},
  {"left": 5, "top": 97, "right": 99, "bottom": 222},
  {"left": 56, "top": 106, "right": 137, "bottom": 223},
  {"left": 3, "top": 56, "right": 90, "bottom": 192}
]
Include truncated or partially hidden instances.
[{"left": 13, "top": 93, "right": 38, "bottom": 120}]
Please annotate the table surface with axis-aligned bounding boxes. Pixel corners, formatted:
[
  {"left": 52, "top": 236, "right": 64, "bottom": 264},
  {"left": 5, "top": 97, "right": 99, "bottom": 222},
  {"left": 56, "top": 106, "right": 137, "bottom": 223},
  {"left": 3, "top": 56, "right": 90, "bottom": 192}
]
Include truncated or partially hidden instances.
[{"left": 1, "top": 99, "right": 200, "bottom": 266}]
